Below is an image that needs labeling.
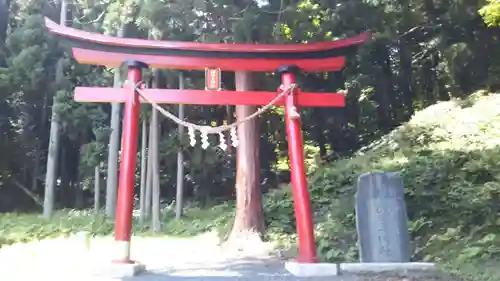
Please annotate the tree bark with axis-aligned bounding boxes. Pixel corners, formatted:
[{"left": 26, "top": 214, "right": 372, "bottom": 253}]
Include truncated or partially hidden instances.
[
  {"left": 105, "top": 26, "right": 125, "bottom": 218},
  {"left": 372, "top": 43, "right": 392, "bottom": 131},
  {"left": 32, "top": 141, "right": 41, "bottom": 191},
  {"left": 228, "top": 71, "right": 265, "bottom": 243},
  {"left": 175, "top": 72, "right": 185, "bottom": 220},
  {"left": 151, "top": 69, "right": 161, "bottom": 232},
  {"left": 43, "top": 0, "right": 67, "bottom": 218},
  {"left": 311, "top": 109, "right": 327, "bottom": 158},
  {"left": 33, "top": 92, "right": 49, "bottom": 191},
  {"left": 0, "top": 0, "right": 9, "bottom": 45},
  {"left": 139, "top": 118, "right": 148, "bottom": 224},
  {"left": 225, "top": 105, "right": 234, "bottom": 154},
  {"left": 94, "top": 165, "right": 100, "bottom": 214},
  {"left": 347, "top": 83, "right": 361, "bottom": 148},
  {"left": 399, "top": 41, "right": 414, "bottom": 119},
  {"left": 145, "top": 115, "right": 153, "bottom": 219},
  {"left": 151, "top": 106, "right": 161, "bottom": 232}
]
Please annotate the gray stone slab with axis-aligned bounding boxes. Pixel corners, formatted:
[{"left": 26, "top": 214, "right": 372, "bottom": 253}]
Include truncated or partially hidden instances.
[
  {"left": 285, "top": 261, "right": 436, "bottom": 277},
  {"left": 339, "top": 262, "right": 436, "bottom": 274},
  {"left": 355, "top": 172, "right": 411, "bottom": 262}
]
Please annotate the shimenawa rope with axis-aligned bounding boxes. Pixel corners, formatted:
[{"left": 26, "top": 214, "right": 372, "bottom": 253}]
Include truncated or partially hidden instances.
[{"left": 124, "top": 80, "right": 296, "bottom": 150}]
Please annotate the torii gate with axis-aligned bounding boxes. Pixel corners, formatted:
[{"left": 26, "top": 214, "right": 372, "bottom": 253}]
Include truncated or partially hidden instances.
[{"left": 45, "top": 18, "right": 369, "bottom": 264}]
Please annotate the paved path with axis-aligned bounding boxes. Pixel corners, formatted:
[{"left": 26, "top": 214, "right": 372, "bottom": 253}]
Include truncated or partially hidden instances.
[
  {"left": 0, "top": 232, "right": 359, "bottom": 281},
  {"left": 0, "top": 233, "right": 445, "bottom": 281}
]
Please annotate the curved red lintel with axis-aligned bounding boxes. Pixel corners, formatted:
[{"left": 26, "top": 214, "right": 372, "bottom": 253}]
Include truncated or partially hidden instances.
[
  {"left": 45, "top": 17, "right": 370, "bottom": 54},
  {"left": 71, "top": 48, "right": 347, "bottom": 71}
]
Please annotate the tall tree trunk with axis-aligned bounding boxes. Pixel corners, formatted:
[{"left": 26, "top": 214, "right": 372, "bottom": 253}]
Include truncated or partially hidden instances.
[
  {"left": 74, "top": 176, "right": 83, "bottom": 209},
  {"left": 32, "top": 92, "right": 49, "bottom": 191},
  {"left": 229, "top": 72, "right": 265, "bottom": 243},
  {"left": 73, "top": 143, "right": 83, "bottom": 209},
  {"left": 422, "top": 60, "right": 437, "bottom": 105},
  {"left": 175, "top": 72, "right": 185, "bottom": 220},
  {"left": 43, "top": 0, "right": 67, "bottom": 218},
  {"left": 346, "top": 82, "right": 361, "bottom": 148},
  {"left": 105, "top": 27, "right": 125, "bottom": 218},
  {"left": 94, "top": 164, "right": 100, "bottom": 214},
  {"left": 399, "top": 40, "right": 414, "bottom": 118},
  {"left": 0, "top": 0, "right": 9, "bottom": 46},
  {"left": 151, "top": 107, "right": 160, "bottom": 232},
  {"left": 373, "top": 44, "right": 392, "bottom": 132},
  {"left": 382, "top": 46, "right": 396, "bottom": 125},
  {"left": 377, "top": 43, "right": 395, "bottom": 129},
  {"left": 311, "top": 109, "right": 327, "bottom": 158},
  {"left": 59, "top": 145, "right": 68, "bottom": 207},
  {"left": 151, "top": 69, "right": 161, "bottom": 232},
  {"left": 225, "top": 105, "right": 234, "bottom": 154},
  {"left": 22, "top": 164, "right": 27, "bottom": 185},
  {"left": 145, "top": 116, "right": 153, "bottom": 219},
  {"left": 139, "top": 118, "right": 148, "bottom": 224}
]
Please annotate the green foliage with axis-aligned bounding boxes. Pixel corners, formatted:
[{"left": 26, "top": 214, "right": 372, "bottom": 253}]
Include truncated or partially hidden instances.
[
  {"left": 4, "top": 92, "right": 500, "bottom": 280},
  {"left": 5, "top": 16, "right": 59, "bottom": 90},
  {"left": 0, "top": 203, "right": 234, "bottom": 247},
  {"left": 263, "top": 92, "right": 500, "bottom": 279},
  {"left": 2, "top": 0, "right": 500, "bottom": 279},
  {"left": 479, "top": 0, "right": 500, "bottom": 27},
  {"left": 442, "top": 259, "right": 500, "bottom": 281},
  {"left": 161, "top": 203, "right": 235, "bottom": 238},
  {"left": 0, "top": 211, "right": 114, "bottom": 246}
]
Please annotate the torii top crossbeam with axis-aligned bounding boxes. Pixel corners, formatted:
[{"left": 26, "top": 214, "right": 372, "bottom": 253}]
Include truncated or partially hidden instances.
[{"left": 45, "top": 18, "right": 369, "bottom": 72}]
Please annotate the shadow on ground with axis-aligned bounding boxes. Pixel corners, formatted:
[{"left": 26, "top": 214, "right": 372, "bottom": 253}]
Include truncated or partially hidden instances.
[
  {"left": 120, "top": 257, "right": 352, "bottom": 281},
  {"left": 119, "top": 257, "right": 467, "bottom": 281}
]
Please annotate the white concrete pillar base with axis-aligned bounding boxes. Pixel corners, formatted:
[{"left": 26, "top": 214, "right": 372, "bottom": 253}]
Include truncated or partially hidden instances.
[
  {"left": 285, "top": 261, "right": 340, "bottom": 276},
  {"left": 112, "top": 240, "right": 131, "bottom": 263},
  {"left": 92, "top": 262, "right": 146, "bottom": 278},
  {"left": 285, "top": 261, "right": 436, "bottom": 277}
]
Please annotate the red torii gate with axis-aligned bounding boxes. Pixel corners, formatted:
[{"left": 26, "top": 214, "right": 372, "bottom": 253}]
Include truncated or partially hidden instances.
[{"left": 45, "top": 18, "right": 369, "bottom": 264}]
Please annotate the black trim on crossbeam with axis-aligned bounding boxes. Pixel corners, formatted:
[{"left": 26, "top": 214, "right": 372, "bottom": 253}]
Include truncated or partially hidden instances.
[{"left": 57, "top": 36, "right": 361, "bottom": 60}]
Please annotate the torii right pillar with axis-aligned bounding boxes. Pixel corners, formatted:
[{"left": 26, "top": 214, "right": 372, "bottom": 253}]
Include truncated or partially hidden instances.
[{"left": 277, "top": 65, "right": 317, "bottom": 263}]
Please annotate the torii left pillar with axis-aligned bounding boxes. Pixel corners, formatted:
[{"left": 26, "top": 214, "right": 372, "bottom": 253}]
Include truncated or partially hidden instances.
[{"left": 114, "top": 60, "right": 148, "bottom": 264}]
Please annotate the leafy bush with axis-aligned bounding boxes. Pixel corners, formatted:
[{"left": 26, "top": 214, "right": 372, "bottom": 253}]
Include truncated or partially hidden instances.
[
  {"left": 264, "top": 92, "right": 500, "bottom": 269},
  {"left": 0, "top": 211, "right": 114, "bottom": 246}
]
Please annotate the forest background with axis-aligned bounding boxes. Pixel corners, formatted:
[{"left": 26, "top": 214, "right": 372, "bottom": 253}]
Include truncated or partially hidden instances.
[{"left": 1, "top": 0, "right": 500, "bottom": 280}]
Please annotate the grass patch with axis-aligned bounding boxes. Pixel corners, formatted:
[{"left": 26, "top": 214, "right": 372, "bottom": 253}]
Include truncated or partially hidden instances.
[
  {"left": 161, "top": 203, "right": 234, "bottom": 238},
  {"left": 0, "top": 202, "right": 234, "bottom": 247},
  {"left": 441, "top": 260, "right": 500, "bottom": 281}
]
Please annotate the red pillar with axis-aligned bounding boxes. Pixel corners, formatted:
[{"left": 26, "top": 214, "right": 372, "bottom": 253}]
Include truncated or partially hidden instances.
[
  {"left": 114, "top": 60, "right": 148, "bottom": 263},
  {"left": 278, "top": 66, "right": 318, "bottom": 263}
]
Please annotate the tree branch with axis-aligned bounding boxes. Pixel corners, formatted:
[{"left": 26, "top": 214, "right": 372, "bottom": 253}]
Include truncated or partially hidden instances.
[
  {"left": 12, "top": 178, "right": 44, "bottom": 207},
  {"left": 399, "top": 24, "right": 441, "bottom": 38}
]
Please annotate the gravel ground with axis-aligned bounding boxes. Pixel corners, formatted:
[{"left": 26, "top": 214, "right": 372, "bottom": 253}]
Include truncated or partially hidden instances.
[{"left": 0, "top": 232, "right": 464, "bottom": 281}]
